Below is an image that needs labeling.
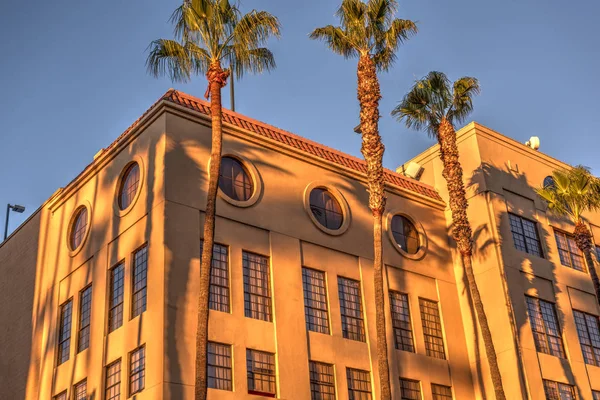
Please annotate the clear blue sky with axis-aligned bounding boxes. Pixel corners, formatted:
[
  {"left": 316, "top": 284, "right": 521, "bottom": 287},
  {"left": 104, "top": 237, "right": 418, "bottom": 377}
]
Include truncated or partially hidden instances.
[{"left": 1, "top": 0, "right": 599, "bottom": 234}]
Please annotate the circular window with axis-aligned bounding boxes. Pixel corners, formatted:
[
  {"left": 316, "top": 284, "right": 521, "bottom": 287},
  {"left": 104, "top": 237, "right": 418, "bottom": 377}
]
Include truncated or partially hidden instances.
[
  {"left": 543, "top": 175, "right": 555, "bottom": 189},
  {"left": 309, "top": 188, "right": 343, "bottom": 230},
  {"left": 219, "top": 156, "right": 254, "bottom": 202},
  {"left": 118, "top": 162, "right": 140, "bottom": 210},
  {"left": 70, "top": 206, "right": 88, "bottom": 250},
  {"left": 391, "top": 215, "right": 420, "bottom": 254}
]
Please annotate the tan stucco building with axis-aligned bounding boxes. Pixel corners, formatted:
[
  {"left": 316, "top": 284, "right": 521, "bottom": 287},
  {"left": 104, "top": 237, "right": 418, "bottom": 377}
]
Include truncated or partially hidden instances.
[{"left": 1, "top": 90, "right": 599, "bottom": 400}]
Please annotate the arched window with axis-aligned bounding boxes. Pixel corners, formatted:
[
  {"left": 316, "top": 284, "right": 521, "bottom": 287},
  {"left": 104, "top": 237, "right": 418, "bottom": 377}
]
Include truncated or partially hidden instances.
[
  {"left": 219, "top": 157, "right": 253, "bottom": 202},
  {"left": 391, "top": 215, "right": 419, "bottom": 254},
  {"left": 543, "top": 176, "right": 555, "bottom": 189},
  {"left": 309, "top": 188, "right": 343, "bottom": 230},
  {"left": 118, "top": 163, "right": 140, "bottom": 210},
  {"left": 70, "top": 207, "right": 88, "bottom": 250}
]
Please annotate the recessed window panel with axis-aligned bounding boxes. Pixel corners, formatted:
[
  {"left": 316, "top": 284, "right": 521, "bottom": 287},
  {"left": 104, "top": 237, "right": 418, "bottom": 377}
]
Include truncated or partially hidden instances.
[
  {"left": 391, "top": 215, "right": 419, "bottom": 254},
  {"left": 526, "top": 296, "right": 565, "bottom": 358},
  {"left": 309, "top": 188, "right": 343, "bottom": 230},
  {"left": 70, "top": 207, "right": 88, "bottom": 250},
  {"left": 219, "top": 156, "right": 253, "bottom": 201},
  {"left": 119, "top": 163, "right": 140, "bottom": 210}
]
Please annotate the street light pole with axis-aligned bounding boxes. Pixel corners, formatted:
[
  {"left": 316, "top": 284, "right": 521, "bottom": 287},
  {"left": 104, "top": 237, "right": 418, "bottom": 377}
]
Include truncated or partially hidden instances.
[{"left": 3, "top": 203, "right": 26, "bottom": 241}]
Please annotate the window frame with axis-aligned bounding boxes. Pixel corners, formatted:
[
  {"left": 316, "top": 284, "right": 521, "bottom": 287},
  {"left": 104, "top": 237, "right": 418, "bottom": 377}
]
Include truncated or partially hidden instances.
[
  {"left": 399, "top": 378, "right": 421, "bottom": 400},
  {"left": 129, "top": 345, "right": 145, "bottom": 396},
  {"left": 390, "top": 215, "right": 420, "bottom": 255},
  {"left": 507, "top": 213, "right": 544, "bottom": 257},
  {"left": 525, "top": 296, "right": 565, "bottom": 358},
  {"left": 542, "top": 379, "right": 576, "bottom": 400},
  {"left": 218, "top": 155, "right": 255, "bottom": 202},
  {"left": 573, "top": 309, "right": 600, "bottom": 366},
  {"left": 308, "top": 187, "right": 344, "bottom": 231},
  {"left": 105, "top": 358, "right": 122, "bottom": 400},
  {"left": 302, "top": 267, "right": 330, "bottom": 334},
  {"left": 57, "top": 298, "right": 73, "bottom": 366},
  {"left": 53, "top": 391, "right": 67, "bottom": 400},
  {"left": 201, "top": 241, "right": 231, "bottom": 313},
  {"left": 346, "top": 368, "right": 372, "bottom": 400},
  {"left": 207, "top": 341, "right": 233, "bottom": 391},
  {"left": 419, "top": 298, "right": 446, "bottom": 360},
  {"left": 309, "top": 361, "right": 336, "bottom": 400},
  {"left": 69, "top": 206, "right": 89, "bottom": 252},
  {"left": 243, "top": 251, "right": 272, "bottom": 322},
  {"left": 77, "top": 285, "right": 92, "bottom": 353},
  {"left": 390, "top": 291, "right": 415, "bottom": 352},
  {"left": 118, "top": 162, "right": 141, "bottom": 211},
  {"left": 131, "top": 244, "right": 148, "bottom": 319},
  {"left": 554, "top": 230, "right": 586, "bottom": 272},
  {"left": 431, "top": 383, "right": 453, "bottom": 400},
  {"left": 246, "top": 349, "right": 277, "bottom": 397},
  {"left": 73, "top": 379, "right": 87, "bottom": 400},
  {"left": 338, "top": 276, "right": 366, "bottom": 342},
  {"left": 108, "top": 262, "right": 125, "bottom": 333}
]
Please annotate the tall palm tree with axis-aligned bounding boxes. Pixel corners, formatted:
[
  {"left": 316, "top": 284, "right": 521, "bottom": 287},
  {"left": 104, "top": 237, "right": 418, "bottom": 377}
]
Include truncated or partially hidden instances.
[
  {"left": 536, "top": 166, "right": 600, "bottom": 305},
  {"left": 393, "top": 71, "right": 506, "bottom": 400},
  {"left": 310, "top": 1, "right": 416, "bottom": 398},
  {"left": 146, "top": 2, "right": 280, "bottom": 399}
]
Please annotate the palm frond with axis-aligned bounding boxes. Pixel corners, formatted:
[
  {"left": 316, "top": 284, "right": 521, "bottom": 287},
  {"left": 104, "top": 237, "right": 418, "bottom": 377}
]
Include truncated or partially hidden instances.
[
  {"left": 309, "top": 25, "right": 358, "bottom": 59},
  {"left": 184, "top": 41, "right": 212, "bottom": 74},
  {"left": 367, "top": 0, "right": 398, "bottom": 33},
  {"left": 232, "top": 10, "right": 281, "bottom": 53},
  {"left": 227, "top": 47, "right": 276, "bottom": 78},
  {"left": 146, "top": 39, "right": 193, "bottom": 82},
  {"left": 448, "top": 76, "right": 480, "bottom": 124},
  {"left": 373, "top": 18, "right": 417, "bottom": 71}
]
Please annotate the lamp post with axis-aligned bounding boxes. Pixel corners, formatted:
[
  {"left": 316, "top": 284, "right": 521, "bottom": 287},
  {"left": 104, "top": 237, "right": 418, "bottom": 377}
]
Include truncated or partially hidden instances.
[{"left": 4, "top": 204, "right": 26, "bottom": 241}]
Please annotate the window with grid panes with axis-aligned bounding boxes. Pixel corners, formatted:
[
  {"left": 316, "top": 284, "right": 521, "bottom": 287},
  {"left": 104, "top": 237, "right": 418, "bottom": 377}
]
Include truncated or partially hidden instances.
[
  {"left": 543, "top": 380, "right": 576, "bottom": 400},
  {"left": 129, "top": 346, "right": 145, "bottom": 395},
  {"left": 400, "top": 378, "right": 421, "bottom": 400},
  {"left": 390, "top": 292, "right": 415, "bottom": 352},
  {"left": 105, "top": 359, "right": 121, "bottom": 400},
  {"left": 302, "top": 268, "right": 330, "bottom": 334},
  {"left": 346, "top": 368, "right": 372, "bottom": 400},
  {"left": 200, "top": 242, "right": 230, "bottom": 312},
  {"left": 207, "top": 342, "right": 232, "bottom": 391},
  {"left": 108, "top": 263, "right": 125, "bottom": 332},
  {"left": 525, "top": 297, "right": 565, "bottom": 357},
  {"left": 309, "top": 361, "right": 335, "bottom": 400},
  {"left": 54, "top": 391, "right": 67, "bottom": 400},
  {"left": 432, "top": 384, "right": 453, "bottom": 400},
  {"left": 593, "top": 390, "right": 600, "bottom": 400},
  {"left": 57, "top": 299, "right": 72, "bottom": 365},
  {"left": 573, "top": 310, "right": 600, "bottom": 366},
  {"left": 243, "top": 252, "right": 272, "bottom": 321},
  {"left": 73, "top": 380, "right": 86, "bottom": 400},
  {"left": 508, "top": 213, "right": 543, "bottom": 257},
  {"left": 554, "top": 231, "right": 586, "bottom": 272},
  {"left": 246, "top": 349, "right": 276, "bottom": 397},
  {"left": 77, "top": 286, "right": 92, "bottom": 352},
  {"left": 596, "top": 245, "right": 600, "bottom": 261},
  {"left": 131, "top": 245, "right": 148, "bottom": 318},
  {"left": 338, "top": 277, "right": 366, "bottom": 342},
  {"left": 419, "top": 298, "right": 446, "bottom": 359}
]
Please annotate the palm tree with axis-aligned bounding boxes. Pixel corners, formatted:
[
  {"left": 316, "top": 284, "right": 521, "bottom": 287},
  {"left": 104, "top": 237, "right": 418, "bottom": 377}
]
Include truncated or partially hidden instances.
[
  {"left": 310, "top": 1, "right": 416, "bottom": 398},
  {"left": 536, "top": 166, "right": 600, "bottom": 305},
  {"left": 146, "top": 2, "right": 280, "bottom": 399},
  {"left": 392, "top": 71, "right": 506, "bottom": 400}
]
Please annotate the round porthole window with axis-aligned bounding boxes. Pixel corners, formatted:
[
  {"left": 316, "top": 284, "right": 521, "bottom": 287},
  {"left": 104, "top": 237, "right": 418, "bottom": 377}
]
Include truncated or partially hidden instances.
[
  {"left": 385, "top": 212, "right": 427, "bottom": 259},
  {"left": 219, "top": 156, "right": 254, "bottom": 202},
  {"left": 70, "top": 206, "right": 89, "bottom": 251},
  {"left": 303, "top": 182, "right": 351, "bottom": 235},
  {"left": 118, "top": 162, "right": 140, "bottom": 210}
]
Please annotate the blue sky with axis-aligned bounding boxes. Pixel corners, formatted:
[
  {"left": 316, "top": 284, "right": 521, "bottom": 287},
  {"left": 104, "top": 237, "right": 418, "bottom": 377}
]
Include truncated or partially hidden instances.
[{"left": 1, "top": 0, "right": 599, "bottom": 234}]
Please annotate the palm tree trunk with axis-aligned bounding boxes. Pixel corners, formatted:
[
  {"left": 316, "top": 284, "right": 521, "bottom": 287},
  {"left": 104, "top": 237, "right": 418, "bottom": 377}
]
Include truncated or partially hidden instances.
[
  {"left": 574, "top": 220, "right": 600, "bottom": 307},
  {"left": 357, "top": 55, "right": 391, "bottom": 400},
  {"left": 438, "top": 118, "right": 506, "bottom": 400},
  {"left": 195, "top": 63, "right": 230, "bottom": 400}
]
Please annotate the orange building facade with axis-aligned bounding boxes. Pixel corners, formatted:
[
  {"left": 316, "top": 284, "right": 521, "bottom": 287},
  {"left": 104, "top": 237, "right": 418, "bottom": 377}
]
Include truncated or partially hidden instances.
[{"left": 1, "top": 90, "right": 599, "bottom": 400}]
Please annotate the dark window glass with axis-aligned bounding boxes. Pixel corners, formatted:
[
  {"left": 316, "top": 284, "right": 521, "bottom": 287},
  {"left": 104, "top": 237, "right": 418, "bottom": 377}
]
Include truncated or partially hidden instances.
[
  {"left": 543, "top": 176, "right": 555, "bottom": 189},
  {"left": 243, "top": 252, "right": 272, "bottom": 321},
  {"left": 508, "top": 213, "right": 543, "bottom": 257},
  {"left": 57, "top": 300, "right": 72, "bottom": 365},
  {"left": 400, "top": 378, "right": 421, "bottom": 400},
  {"left": 219, "top": 156, "right": 253, "bottom": 201},
  {"left": 346, "top": 368, "right": 372, "bottom": 400},
  {"left": 70, "top": 207, "right": 88, "bottom": 250},
  {"left": 526, "top": 297, "right": 565, "bottom": 358},
  {"left": 593, "top": 390, "right": 600, "bottom": 400},
  {"left": 207, "top": 342, "right": 232, "bottom": 391},
  {"left": 74, "top": 380, "right": 86, "bottom": 400},
  {"left": 309, "top": 361, "right": 336, "bottom": 400},
  {"left": 309, "top": 188, "right": 343, "bottom": 230},
  {"left": 596, "top": 245, "right": 600, "bottom": 262},
  {"left": 302, "top": 268, "right": 330, "bottom": 334},
  {"left": 554, "top": 231, "right": 586, "bottom": 272},
  {"left": 108, "top": 263, "right": 125, "bottom": 332},
  {"left": 118, "top": 163, "right": 140, "bottom": 210},
  {"left": 432, "top": 384, "right": 453, "bottom": 400},
  {"left": 132, "top": 245, "right": 148, "bottom": 318},
  {"left": 129, "top": 346, "right": 145, "bottom": 395},
  {"left": 77, "top": 286, "right": 92, "bottom": 352},
  {"left": 338, "top": 277, "right": 365, "bottom": 342},
  {"left": 201, "top": 242, "right": 230, "bottom": 313},
  {"left": 54, "top": 391, "right": 67, "bottom": 400},
  {"left": 246, "top": 349, "right": 276, "bottom": 397},
  {"left": 573, "top": 310, "right": 600, "bottom": 366},
  {"left": 543, "top": 380, "right": 576, "bottom": 400},
  {"left": 390, "top": 292, "right": 414, "bottom": 352},
  {"left": 105, "top": 359, "right": 121, "bottom": 400},
  {"left": 419, "top": 298, "right": 446, "bottom": 359},
  {"left": 391, "top": 215, "right": 420, "bottom": 254}
]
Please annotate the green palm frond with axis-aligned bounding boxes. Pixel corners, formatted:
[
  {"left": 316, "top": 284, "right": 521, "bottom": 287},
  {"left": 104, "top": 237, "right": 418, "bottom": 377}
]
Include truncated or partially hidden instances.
[
  {"left": 146, "top": 39, "right": 194, "bottom": 82},
  {"left": 373, "top": 18, "right": 417, "bottom": 71},
  {"left": 449, "top": 76, "right": 480, "bottom": 124},
  {"left": 309, "top": 26, "right": 358, "bottom": 58}
]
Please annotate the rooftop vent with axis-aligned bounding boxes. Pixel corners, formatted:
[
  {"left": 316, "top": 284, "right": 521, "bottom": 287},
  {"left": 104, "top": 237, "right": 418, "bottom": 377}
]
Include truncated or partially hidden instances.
[
  {"left": 525, "top": 136, "right": 540, "bottom": 150},
  {"left": 397, "top": 162, "right": 424, "bottom": 180}
]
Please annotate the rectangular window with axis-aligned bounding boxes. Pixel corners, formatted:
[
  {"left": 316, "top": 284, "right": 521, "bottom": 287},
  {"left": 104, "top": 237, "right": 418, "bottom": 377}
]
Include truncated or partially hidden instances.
[
  {"left": 302, "top": 268, "right": 330, "bottom": 334},
  {"left": 207, "top": 342, "right": 232, "bottom": 391},
  {"left": 596, "top": 245, "right": 600, "bottom": 261},
  {"left": 57, "top": 299, "right": 72, "bottom": 365},
  {"left": 246, "top": 349, "right": 276, "bottom": 397},
  {"left": 543, "top": 380, "right": 576, "bottom": 400},
  {"left": 346, "top": 368, "right": 372, "bottom": 400},
  {"left": 338, "top": 277, "right": 366, "bottom": 342},
  {"left": 525, "top": 296, "right": 565, "bottom": 357},
  {"left": 54, "top": 391, "right": 67, "bottom": 400},
  {"left": 419, "top": 298, "right": 446, "bottom": 359},
  {"left": 108, "top": 263, "right": 125, "bottom": 332},
  {"left": 129, "top": 346, "right": 145, "bottom": 395},
  {"left": 400, "top": 378, "right": 421, "bottom": 400},
  {"left": 593, "top": 391, "right": 600, "bottom": 400},
  {"left": 432, "top": 384, "right": 453, "bottom": 400},
  {"left": 309, "top": 361, "right": 335, "bottom": 400},
  {"left": 573, "top": 310, "right": 600, "bottom": 366},
  {"left": 105, "top": 359, "right": 121, "bottom": 400},
  {"left": 199, "top": 242, "right": 230, "bottom": 313},
  {"left": 390, "top": 292, "right": 415, "bottom": 352},
  {"left": 131, "top": 245, "right": 148, "bottom": 318},
  {"left": 73, "top": 380, "right": 86, "bottom": 400},
  {"left": 555, "top": 231, "right": 586, "bottom": 272},
  {"left": 243, "top": 252, "right": 272, "bottom": 321},
  {"left": 77, "top": 286, "right": 92, "bottom": 353},
  {"left": 508, "top": 213, "right": 543, "bottom": 257}
]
